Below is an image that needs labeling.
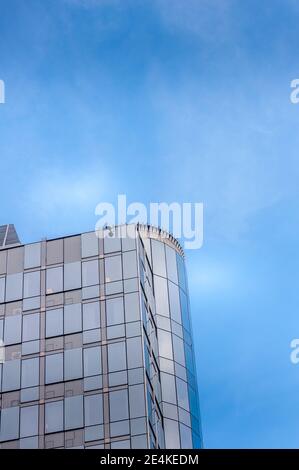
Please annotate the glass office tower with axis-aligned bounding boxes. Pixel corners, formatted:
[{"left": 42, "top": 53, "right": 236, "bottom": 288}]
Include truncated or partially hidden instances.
[{"left": 0, "top": 224, "right": 202, "bottom": 449}]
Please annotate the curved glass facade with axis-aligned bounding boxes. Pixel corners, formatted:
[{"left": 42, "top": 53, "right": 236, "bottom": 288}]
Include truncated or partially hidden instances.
[
  {"left": 0, "top": 224, "right": 202, "bottom": 449},
  {"left": 138, "top": 226, "right": 202, "bottom": 449}
]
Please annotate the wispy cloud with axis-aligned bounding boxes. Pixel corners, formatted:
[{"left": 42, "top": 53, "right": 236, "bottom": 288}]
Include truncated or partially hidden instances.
[
  {"left": 146, "top": 63, "right": 296, "bottom": 241},
  {"left": 19, "top": 164, "right": 110, "bottom": 240},
  {"left": 153, "top": 0, "right": 236, "bottom": 42}
]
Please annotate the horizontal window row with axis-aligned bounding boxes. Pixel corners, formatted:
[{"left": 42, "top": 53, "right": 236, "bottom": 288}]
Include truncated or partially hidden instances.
[
  {"left": 0, "top": 252, "right": 138, "bottom": 302},
  {"left": 0, "top": 394, "right": 102, "bottom": 441},
  {"left": 0, "top": 231, "right": 136, "bottom": 273},
  {"left": 0, "top": 337, "right": 144, "bottom": 392},
  {"left": 0, "top": 386, "right": 147, "bottom": 442},
  {"left": 0, "top": 346, "right": 100, "bottom": 392},
  {"left": 0, "top": 293, "right": 141, "bottom": 345}
]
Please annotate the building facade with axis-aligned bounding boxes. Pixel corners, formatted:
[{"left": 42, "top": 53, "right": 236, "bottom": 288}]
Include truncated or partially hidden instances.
[{"left": 0, "top": 224, "right": 202, "bottom": 449}]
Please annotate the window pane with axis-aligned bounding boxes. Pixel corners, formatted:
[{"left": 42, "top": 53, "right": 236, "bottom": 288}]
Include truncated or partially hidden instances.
[
  {"left": 109, "top": 390, "right": 129, "bottom": 422},
  {"left": 83, "top": 302, "right": 100, "bottom": 330},
  {"left": 83, "top": 346, "right": 101, "bottom": 377},
  {"left": 24, "top": 271, "right": 40, "bottom": 298},
  {"left": 104, "top": 232, "right": 121, "bottom": 254},
  {"left": 46, "top": 267, "right": 63, "bottom": 294},
  {"left": 4, "top": 314, "right": 22, "bottom": 345},
  {"left": 46, "top": 308, "right": 63, "bottom": 338},
  {"left": 84, "top": 394, "right": 103, "bottom": 426},
  {"left": 129, "top": 384, "right": 146, "bottom": 418},
  {"left": 180, "top": 290, "right": 190, "bottom": 332},
  {"left": 0, "top": 406, "right": 19, "bottom": 442},
  {"left": 23, "top": 297, "right": 40, "bottom": 311},
  {"left": 151, "top": 240, "right": 166, "bottom": 277},
  {"left": 124, "top": 292, "right": 140, "bottom": 323},
  {"left": 154, "top": 276, "right": 169, "bottom": 317},
  {"left": 24, "top": 243, "right": 41, "bottom": 269},
  {"left": 0, "top": 277, "right": 5, "bottom": 303},
  {"left": 64, "top": 348, "right": 82, "bottom": 381},
  {"left": 176, "top": 253, "right": 187, "bottom": 292},
  {"left": 111, "top": 439, "right": 130, "bottom": 449},
  {"left": 164, "top": 418, "right": 180, "bottom": 448},
  {"left": 64, "top": 303, "right": 82, "bottom": 334},
  {"left": 2, "top": 359, "right": 21, "bottom": 392},
  {"left": 22, "top": 357, "right": 39, "bottom": 388},
  {"left": 45, "top": 401, "right": 63, "bottom": 434},
  {"left": 173, "top": 335, "right": 185, "bottom": 366},
  {"left": 65, "top": 395, "right": 83, "bottom": 430},
  {"left": 105, "top": 255, "right": 122, "bottom": 283},
  {"left": 127, "top": 337, "right": 143, "bottom": 369},
  {"left": 122, "top": 251, "right": 137, "bottom": 279},
  {"left": 45, "top": 353, "right": 63, "bottom": 384},
  {"left": 176, "top": 378, "right": 189, "bottom": 411},
  {"left": 82, "top": 260, "right": 99, "bottom": 287},
  {"left": 20, "top": 405, "right": 39, "bottom": 438},
  {"left": 168, "top": 281, "right": 181, "bottom": 324},
  {"left": 20, "top": 436, "right": 39, "bottom": 449},
  {"left": 161, "top": 373, "right": 176, "bottom": 404},
  {"left": 64, "top": 262, "right": 81, "bottom": 291},
  {"left": 165, "top": 246, "right": 178, "bottom": 285},
  {"left": 179, "top": 423, "right": 192, "bottom": 449},
  {"left": 47, "top": 239, "right": 63, "bottom": 265},
  {"left": 23, "top": 313, "right": 40, "bottom": 342},
  {"left": 108, "top": 342, "right": 126, "bottom": 372},
  {"left": 106, "top": 297, "right": 124, "bottom": 326},
  {"left": 158, "top": 329, "right": 173, "bottom": 360},
  {"left": 81, "top": 232, "right": 98, "bottom": 258},
  {"left": 5, "top": 273, "right": 23, "bottom": 302}
]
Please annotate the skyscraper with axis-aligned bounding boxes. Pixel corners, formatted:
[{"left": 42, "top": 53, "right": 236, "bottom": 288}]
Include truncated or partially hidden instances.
[{"left": 0, "top": 224, "right": 202, "bottom": 449}]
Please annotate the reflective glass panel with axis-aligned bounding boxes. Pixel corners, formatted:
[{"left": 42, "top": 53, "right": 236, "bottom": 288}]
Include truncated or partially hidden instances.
[
  {"left": 64, "top": 262, "right": 81, "bottom": 290},
  {"left": 20, "top": 405, "right": 39, "bottom": 438},
  {"left": 106, "top": 297, "right": 124, "bottom": 326},
  {"left": 46, "top": 267, "right": 63, "bottom": 294},
  {"left": 65, "top": 395, "right": 83, "bottom": 430},
  {"left": 22, "top": 357, "right": 39, "bottom": 388},
  {"left": 105, "top": 255, "right": 122, "bottom": 283},
  {"left": 108, "top": 342, "right": 126, "bottom": 372},
  {"left": 2, "top": 359, "right": 21, "bottom": 392},
  {"left": 84, "top": 394, "right": 103, "bottom": 426},
  {"left": 109, "top": 389, "right": 129, "bottom": 422},
  {"left": 83, "top": 346, "right": 101, "bottom": 377},
  {"left": 83, "top": 302, "right": 100, "bottom": 330},
  {"left": 64, "top": 348, "right": 82, "bottom": 381},
  {"left": 4, "top": 314, "right": 22, "bottom": 345},
  {"left": 64, "top": 303, "right": 82, "bottom": 334},
  {"left": 45, "top": 400, "right": 63, "bottom": 434},
  {"left": 45, "top": 353, "right": 63, "bottom": 384},
  {"left": 23, "top": 313, "right": 40, "bottom": 342},
  {"left": 46, "top": 308, "right": 63, "bottom": 338},
  {"left": 24, "top": 271, "right": 40, "bottom": 298},
  {"left": 5, "top": 273, "right": 23, "bottom": 302},
  {"left": 0, "top": 406, "right": 19, "bottom": 442},
  {"left": 82, "top": 260, "right": 99, "bottom": 287}
]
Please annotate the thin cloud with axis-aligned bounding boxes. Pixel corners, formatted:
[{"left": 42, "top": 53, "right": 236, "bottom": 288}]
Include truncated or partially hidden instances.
[{"left": 153, "top": 0, "right": 237, "bottom": 42}]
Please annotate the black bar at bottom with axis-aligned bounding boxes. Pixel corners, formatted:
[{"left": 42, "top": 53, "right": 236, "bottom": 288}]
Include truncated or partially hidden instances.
[{"left": 1, "top": 449, "right": 299, "bottom": 466}]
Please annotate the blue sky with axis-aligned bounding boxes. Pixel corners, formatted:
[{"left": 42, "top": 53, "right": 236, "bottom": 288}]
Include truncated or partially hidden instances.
[{"left": 1, "top": 0, "right": 299, "bottom": 448}]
